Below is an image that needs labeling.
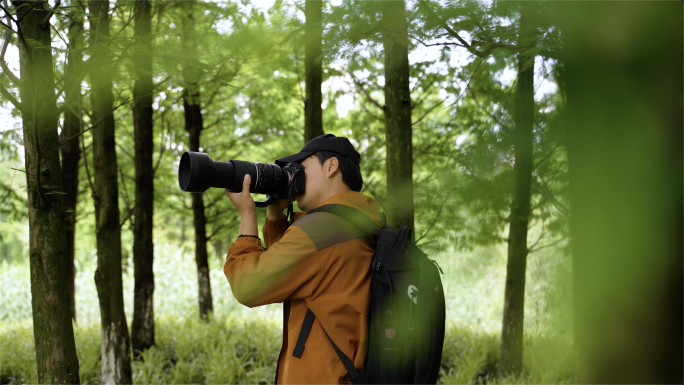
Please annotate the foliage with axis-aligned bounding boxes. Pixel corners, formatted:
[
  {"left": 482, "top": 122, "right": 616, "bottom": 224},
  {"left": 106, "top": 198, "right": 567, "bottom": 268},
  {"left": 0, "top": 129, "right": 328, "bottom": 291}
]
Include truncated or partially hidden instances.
[
  {"left": 0, "top": 241, "right": 575, "bottom": 384},
  {"left": 0, "top": 0, "right": 574, "bottom": 383}
]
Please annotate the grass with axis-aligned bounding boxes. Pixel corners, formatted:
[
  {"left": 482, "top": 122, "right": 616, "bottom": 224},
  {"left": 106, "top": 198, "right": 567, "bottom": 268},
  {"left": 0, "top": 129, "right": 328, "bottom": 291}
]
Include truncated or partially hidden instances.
[{"left": 0, "top": 237, "right": 577, "bottom": 384}]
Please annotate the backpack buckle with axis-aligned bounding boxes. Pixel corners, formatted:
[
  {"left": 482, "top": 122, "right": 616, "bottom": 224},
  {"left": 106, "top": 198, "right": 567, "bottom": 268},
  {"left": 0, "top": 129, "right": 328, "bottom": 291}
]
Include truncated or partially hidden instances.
[{"left": 374, "top": 261, "right": 381, "bottom": 271}]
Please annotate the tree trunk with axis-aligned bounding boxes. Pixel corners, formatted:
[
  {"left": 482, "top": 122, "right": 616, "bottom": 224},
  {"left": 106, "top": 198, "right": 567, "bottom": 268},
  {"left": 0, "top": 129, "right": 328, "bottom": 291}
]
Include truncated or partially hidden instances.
[
  {"left": 182, "top": 4, "right": 213, "bottom": 319},
  {"left": 88, "top": 1, "right": 132, "bottom": 382},
  {"left": 131, "top": 0, "right": 155, "bottom": 354},
  {"left": 304, "top": 0, "right": 324, "bottom": 142},
  {"left": 183, "top": 95, "right": 213, "bottom": 319},
  {"left": 60, "top": 0, "right": 84, "bottom": 323},
  {"left": 382, "top": 0, "right": 414, "bottom": 236},
  {"left": 14, "top": 1, "right": 80, "bottom": 382},
  {"left": 498, "top": 2, "right": 535, "bottom": 376},
  {"left": 555, "top": 2, "right": 683, "bottom": 383}
]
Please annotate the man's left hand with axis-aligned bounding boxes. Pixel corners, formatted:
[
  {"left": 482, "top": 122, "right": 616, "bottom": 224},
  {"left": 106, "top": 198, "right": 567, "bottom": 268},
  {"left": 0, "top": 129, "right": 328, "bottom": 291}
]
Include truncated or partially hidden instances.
[{"left": 226, "top": 174, "right": 256, "bottom": 215}]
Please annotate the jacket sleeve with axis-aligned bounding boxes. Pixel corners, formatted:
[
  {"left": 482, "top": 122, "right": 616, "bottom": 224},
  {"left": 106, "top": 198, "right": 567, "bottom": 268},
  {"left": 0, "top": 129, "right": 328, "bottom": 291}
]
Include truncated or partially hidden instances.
[
  {"left": 224, "top": 225, "right": 319, "bottom": 308},
  {"left": 263, "top": 211, "right": 307, "bottom": 249}
]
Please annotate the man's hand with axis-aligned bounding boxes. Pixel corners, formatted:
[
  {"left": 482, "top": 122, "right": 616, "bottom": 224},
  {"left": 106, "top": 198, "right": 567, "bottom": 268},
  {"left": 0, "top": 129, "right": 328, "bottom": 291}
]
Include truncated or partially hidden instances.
[
  {"left": 226, "top": 175, "right": 258, "bottom": 236},
  {"left": 266, "top": 198, "right": 290, "bottom": 221},
  {"left": 226, "top": 174, "right": 256, "bottom": 215}
]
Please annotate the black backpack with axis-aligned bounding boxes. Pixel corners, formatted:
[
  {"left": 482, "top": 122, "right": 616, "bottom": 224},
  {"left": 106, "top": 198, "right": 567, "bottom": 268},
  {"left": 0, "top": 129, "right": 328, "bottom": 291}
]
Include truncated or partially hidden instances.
[{"left": 292, "top": 204, "right": 446, "bottom": 384}]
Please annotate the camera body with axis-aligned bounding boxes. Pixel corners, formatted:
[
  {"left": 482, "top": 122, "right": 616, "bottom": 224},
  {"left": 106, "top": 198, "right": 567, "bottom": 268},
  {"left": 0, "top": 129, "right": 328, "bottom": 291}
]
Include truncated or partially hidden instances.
[{"left": 178, "top": 151, "right": 305, "bottom": 206}]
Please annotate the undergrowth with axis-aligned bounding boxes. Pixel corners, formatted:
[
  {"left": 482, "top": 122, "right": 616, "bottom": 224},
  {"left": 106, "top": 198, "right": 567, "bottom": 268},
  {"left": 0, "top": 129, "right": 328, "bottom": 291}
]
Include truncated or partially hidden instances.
[
  {"left": 0, "top": 239, "right": 576, "bottom": 384},
  {"left": 0, "top": 317, "right": 576, "bottom": 384}
]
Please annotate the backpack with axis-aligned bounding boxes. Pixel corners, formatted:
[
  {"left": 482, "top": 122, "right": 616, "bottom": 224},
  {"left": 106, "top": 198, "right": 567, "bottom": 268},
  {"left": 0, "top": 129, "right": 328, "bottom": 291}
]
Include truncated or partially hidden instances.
[{"left": 292, "top": 204, "right": 446, "bottom": 384}]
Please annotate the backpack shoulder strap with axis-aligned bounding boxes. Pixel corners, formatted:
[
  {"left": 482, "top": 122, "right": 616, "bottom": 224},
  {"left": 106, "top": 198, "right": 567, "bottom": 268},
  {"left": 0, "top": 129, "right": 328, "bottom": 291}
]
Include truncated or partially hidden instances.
[
  {"left": 292, "top": 308, "right": 316, "bottom": 358},
  {"left": 306, "top": 204, "right": 383, "bottom": 237},
  {"left": 293, "top": 308, "right": 365, "bottom": 384}
]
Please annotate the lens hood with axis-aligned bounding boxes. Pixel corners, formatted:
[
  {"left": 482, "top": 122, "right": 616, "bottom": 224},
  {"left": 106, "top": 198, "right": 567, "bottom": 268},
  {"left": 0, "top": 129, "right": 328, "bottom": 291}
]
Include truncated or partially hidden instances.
[{"left": 179, "top": 151, "right": 214, "bottom": 192}]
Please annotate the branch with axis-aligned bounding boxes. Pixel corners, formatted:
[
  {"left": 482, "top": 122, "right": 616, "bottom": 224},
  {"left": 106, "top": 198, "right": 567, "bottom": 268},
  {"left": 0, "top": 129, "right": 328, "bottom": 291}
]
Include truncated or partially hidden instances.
[
  {"left": 444, "top": 58, "right": 483, "bottom": 110},
  {"left": 417, "top": 0, "right": 518, "bottom": 59},
  {"left": 528, "top": 236, "right": 567, "bottom": 254},
  {"left": 412, "top": 98, "right": 445, "bottom": 126},
  {"left": 416, "top": 191, "right": 451, "bottom": 243},
  {"left": 103, "top": 3, "right": 138, "bottom": 46},
  {"left": 16, "top": 1, "right": 40, "bottom": 24},
  {"left": 413, "top": 38, "right": 466, "bottom": 49},
  {"left": 1, "top": 4, "right": 20, "bottom": 85},
  {"left": 119, "top": 209, "right": 133, "bottom": 228},
  {"left": 0, "top": 81, "right": 25, "bottom": 113},
  {"left": 43, "top": 98, "right": 131, "bottom": 155},
  {"left": 359, "top": 99, "right": 383, "bottom": 122},
  {"left": 467, "top": 86, "right": 513, "bottom": 134},
  {"left": 115, "top": 141, "right": 134, "bottom": 160},
  {"left": 152, "top": 115, "right": 168, "bottom": 177},
  {"left": 118, "top": 167, "right": 134, "bottom": 228},
  {"left": 42, "top": 0, "right": 61, "bottom": 26},
  {"left": 207, "top": 220, "right": 238, "bottom": 242},
  {"left": 0, "top": 4, "right": 15, "bottom": 24},
  {"left": 411, "top": 72, "right": 440, "bottom": 108},
  {"left": 0, "top": 20, "right": 13, "bottom": 33},
  {"left": 536, "top": 174, "right": 570, "bottom": 217},
  {"left": 351, "top": 75, "right": 384, "bottom": 111},
  {"left": 80, "top": 128, "right": 95, "bottom": 197},
  {"left": 528, "top": 218, "right": 546, "bottom": 252},
  {"left": 417, "top": 0, "right": 473, "bottom": 49}
]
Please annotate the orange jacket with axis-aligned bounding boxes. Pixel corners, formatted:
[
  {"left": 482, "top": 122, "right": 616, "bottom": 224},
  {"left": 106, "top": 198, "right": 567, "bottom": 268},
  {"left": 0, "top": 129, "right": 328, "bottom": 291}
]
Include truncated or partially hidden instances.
[{"left": 224, "top": 191, "right": 383, "bottom": 384}]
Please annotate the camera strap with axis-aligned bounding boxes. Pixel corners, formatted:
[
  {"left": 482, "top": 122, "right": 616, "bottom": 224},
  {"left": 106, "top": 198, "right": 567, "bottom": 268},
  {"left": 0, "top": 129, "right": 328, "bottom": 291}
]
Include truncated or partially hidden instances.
[{"left": 285, "top": 169, "right": 299, "bottom": 229}]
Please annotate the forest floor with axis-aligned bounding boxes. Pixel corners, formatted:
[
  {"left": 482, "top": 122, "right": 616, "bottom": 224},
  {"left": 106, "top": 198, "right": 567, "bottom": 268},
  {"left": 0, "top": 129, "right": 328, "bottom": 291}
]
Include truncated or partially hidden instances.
[{"left": 0, "top": 242, "right": 577, "bottom": 384}]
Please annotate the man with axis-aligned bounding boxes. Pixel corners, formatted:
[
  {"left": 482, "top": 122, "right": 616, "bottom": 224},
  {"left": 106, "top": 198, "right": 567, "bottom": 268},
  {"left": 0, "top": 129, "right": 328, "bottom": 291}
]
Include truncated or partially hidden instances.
[{"left": 224, "top": 134, "right": 383, "bottom": 384}]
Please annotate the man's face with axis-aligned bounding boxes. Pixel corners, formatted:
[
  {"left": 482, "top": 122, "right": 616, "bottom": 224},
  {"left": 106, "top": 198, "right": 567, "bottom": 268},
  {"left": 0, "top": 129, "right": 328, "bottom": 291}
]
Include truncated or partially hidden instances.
[{"left": 294, "top": 155, "right": 327, "bottom": 211}]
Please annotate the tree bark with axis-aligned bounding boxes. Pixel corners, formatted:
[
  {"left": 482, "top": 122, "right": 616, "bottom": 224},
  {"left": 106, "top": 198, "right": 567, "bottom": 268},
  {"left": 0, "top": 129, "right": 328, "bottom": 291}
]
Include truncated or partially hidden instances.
[
  {"left": 14, "top": 1, "right": 81, "bottom": 382},
  {"left": 555, "top": 2, "right": 683, "bottom": 383},
  {"left": 304, "top": 0, "right": 324, "bottom": 142},
  {"left": 88, "top": 1, "right": 132, "bottom": 382},
  {"left": 182, "top": 3, "right": 213, "bottom": 319},
  {"left": 131, "top": 0, "right": 155, "bottom": 354},
  {"left": 184, "top": 96, "right": 213, "bottom": 319},
  {"left": 498, "top": 2, "right": 535, "bottom": 376},
  {"left": 382, "top": 0, "right": 414, "bottom": 236},
  {"left": 60, "top": 0, "right": 84, "bottom": 323}
]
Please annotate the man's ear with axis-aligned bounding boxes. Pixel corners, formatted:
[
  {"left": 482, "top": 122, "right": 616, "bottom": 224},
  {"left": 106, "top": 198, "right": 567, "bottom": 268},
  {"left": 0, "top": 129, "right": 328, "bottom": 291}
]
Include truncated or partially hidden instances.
[{"left": 326, "top": 157, "right": 340, "bottom": 178}]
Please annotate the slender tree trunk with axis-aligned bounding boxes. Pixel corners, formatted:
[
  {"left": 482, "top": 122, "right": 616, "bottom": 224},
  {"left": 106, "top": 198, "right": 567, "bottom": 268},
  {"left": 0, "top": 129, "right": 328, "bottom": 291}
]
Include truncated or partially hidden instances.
[
  {"left": 182, "top": 4, "right": 213, "bottom": 319},
  {"left": 555, "top": 2, "right": 683, "bottom": 383},
  {"left": 14, "top": 1, "right": 80, "bottom": 382},
  {"left": 498, "top": 2, "right": 535, "bottom": 376},
  {"left": 60, "top": 0, "right": 84, "bottom": 323},
  {"left": 304, "top": 0, "right": 324, "bottom": 142},
  {"left": 88, "top": 1, "right": 132, "bottom": 382},
  {"left": 131, "top": 0, "right": 155, "bottom": 354},
  {"left": 183, "top": 95, "right": 213, "bottom": 318},
  {"left": 382, "top": 0, "right": 414, "bottom": 236}
]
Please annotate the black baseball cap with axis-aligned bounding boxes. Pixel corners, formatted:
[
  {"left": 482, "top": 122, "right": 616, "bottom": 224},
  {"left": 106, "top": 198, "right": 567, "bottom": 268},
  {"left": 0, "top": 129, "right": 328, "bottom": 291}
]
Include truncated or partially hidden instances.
[{"left": 275, "top": 134, "right": 361, "bottom": 167}]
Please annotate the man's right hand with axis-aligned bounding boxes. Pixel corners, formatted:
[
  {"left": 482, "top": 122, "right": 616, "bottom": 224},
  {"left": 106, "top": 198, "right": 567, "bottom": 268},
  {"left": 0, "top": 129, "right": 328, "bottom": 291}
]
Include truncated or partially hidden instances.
[{"left": 266, "top": 198, "right": 290, "bottom": 221}]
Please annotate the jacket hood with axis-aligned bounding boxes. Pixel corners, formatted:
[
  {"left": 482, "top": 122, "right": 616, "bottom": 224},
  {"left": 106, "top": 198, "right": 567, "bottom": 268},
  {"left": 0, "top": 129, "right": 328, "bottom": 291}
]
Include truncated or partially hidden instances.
[{"left": 316, "top": 191, "right": 384, "bottom": 228}]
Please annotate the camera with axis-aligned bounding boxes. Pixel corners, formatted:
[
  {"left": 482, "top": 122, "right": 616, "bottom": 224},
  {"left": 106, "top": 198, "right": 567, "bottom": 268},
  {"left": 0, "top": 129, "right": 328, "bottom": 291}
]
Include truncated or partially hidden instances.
[{"left": 178, "top": 151, "right": 305, "bottom": 207}]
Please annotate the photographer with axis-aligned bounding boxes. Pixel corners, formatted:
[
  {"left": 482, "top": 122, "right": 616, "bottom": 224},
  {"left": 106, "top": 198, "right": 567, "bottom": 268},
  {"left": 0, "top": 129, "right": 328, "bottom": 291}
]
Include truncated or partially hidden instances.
[{"left": 224, "top": 134, "right": 383, "bottom": 384}]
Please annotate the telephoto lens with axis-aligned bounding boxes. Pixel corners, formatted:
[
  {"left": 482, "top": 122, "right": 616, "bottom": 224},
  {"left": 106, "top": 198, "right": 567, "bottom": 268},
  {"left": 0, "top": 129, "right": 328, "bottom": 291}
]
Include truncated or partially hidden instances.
[{"left": 178, "top": 151, "right": 305, "bottom": 206}]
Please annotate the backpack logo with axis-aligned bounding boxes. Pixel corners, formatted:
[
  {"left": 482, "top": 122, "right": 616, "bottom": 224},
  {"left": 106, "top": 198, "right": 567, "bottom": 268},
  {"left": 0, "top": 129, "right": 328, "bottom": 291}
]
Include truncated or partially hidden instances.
[{"left": 408, "top": 285, "right": 418, "bottom": 305}]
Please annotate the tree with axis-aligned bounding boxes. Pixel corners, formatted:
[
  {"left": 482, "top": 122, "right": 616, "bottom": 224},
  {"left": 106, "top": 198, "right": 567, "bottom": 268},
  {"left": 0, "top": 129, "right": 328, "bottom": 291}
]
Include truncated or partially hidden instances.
[
  {"left": 131, "top": 0, "right": 155, "bottom": 353},
  {"left": 181, "top": 0, "right": 213, "bottom": 319},
  {"left": 414, "top": 2, "right": 568, "bottom": 372},
  {"left": 498, "top": 1, "right": 536, "bottom": 375},
  {"left": 553, "top": 2, "right": 683, "bottom": 382},
  {"left": 60, "top": 0, "right": 84, "bottom": 323},
  {"left": 87, "top": 0, "right": 132, "bottom": 381},
  {"left": 1, "top": 0, "right": 80, "bottom": 382},
  {"left": 304, "top": 0, "right": 324, "bottom": 142},
  {"left": 382, "top": 0, "right": 415, "bottom": 235}
]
